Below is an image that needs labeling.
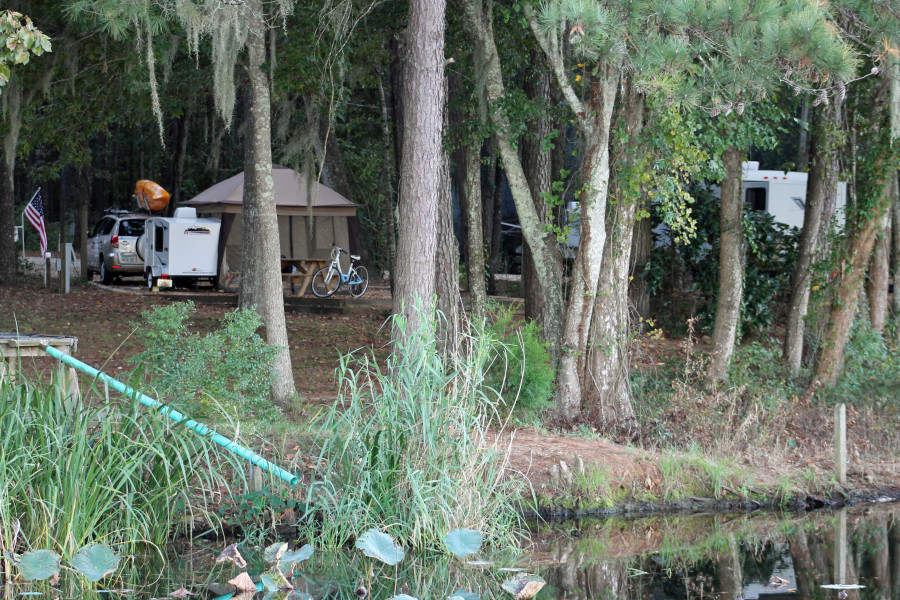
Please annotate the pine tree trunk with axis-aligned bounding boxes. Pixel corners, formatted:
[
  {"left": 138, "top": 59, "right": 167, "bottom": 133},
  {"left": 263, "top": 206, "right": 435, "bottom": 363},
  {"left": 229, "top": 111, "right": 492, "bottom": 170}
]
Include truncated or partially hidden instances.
[
  {"left": 465, "top": 142, "right": 487, "bottom": 322},
  {"left": 584, "top": 84, "right": 643, "bottom": 425},
  {"left": 521, "top": 61, "right": 557, "bottom": 351},
  {"left": 892, "top": 182, "right": 900, "bottom": 344},
  {"left": 555, "top": 66, "right": 619, "bottom": 421},
  {"left": 461, "top": 0, "right": 565, "bottom": 362},
  {"left": 392, "top": 0, "right": 447, "bottom": 335},
  {"left": 435, "top": 78, "right": 459, "bottom": 353},
  {"left": 868, "top": 210, "right": 891, "bottom": 334},
  {"left": 377, "top": 78, "right": 397, "bottom": 285},
  {"left": 784, "top": 104, "right": 840, "bottom": 376},
  {"left": 241, "top": 0, "right": 296, "bottom": 405},
  {"left": 0, "top": 82, "right": 21, "bottom": 285},
  {"left": 707, "top": 146, "right": 745, "bottom": 385}
]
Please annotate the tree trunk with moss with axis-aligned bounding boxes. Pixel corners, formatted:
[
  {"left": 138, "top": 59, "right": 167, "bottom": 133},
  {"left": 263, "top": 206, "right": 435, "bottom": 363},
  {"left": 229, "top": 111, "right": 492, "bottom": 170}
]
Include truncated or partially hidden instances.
[
  {"left": 0, "top": 82, "right": 22, "bottom": 285},
  {"left": 813, "top": 82, "right": 895, "bottom": 386},
  {"left": 435, "top": 79, "right": 459, "bottom": 353},
  {"left": 784, "top": 103, "right": 840, "bottom": 376},
  {"left": 465, "top": 141, "right": 487, "bottom": 322},
  {"left": 707, "top": 146, "right": 745, "bottom": 385},
  {"left": 584, "top": 83, "right": 643, "bottom": 425},
  {"left": 893, "top": 185, "right": 900, "bottom": 344},
  {"left": 239, "top": 0, "right": 296, "bottom": 405},
  {"left": 461, "top": 0, "right": 565, "bottom": 364}
]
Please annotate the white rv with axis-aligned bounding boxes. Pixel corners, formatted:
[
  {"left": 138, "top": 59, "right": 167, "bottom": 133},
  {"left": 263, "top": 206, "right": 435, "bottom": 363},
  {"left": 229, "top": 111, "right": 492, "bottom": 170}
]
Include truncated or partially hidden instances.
[
  {"left": 742, "top": 161, "right": 847, "bottom": 229},
  {"left": 141, "top": 207, "right": 221, "bottom": 289}
]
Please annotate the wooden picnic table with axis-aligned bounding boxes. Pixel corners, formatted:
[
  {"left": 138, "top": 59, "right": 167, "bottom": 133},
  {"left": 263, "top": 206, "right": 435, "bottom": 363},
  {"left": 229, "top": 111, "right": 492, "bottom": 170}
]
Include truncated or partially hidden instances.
[{"left": 281, "top": 258, "right": 328, "bottom": 296}]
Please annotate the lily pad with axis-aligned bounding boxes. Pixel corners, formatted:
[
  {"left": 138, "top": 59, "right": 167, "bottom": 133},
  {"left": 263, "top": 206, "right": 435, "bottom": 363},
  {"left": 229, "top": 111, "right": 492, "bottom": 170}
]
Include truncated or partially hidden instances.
[
  {"left": 449, "top": 590, "right": 480, "bottom": 600},
  {"left": 284, "top": 593, "right": 314, "bottom": 600},
  {"left": 444, "top": 529, "right": 483, "bottom": 559},
  {"left": 355, "top": 529, "right": 404, "bottom": 565},
  {"left": 278, "top": 545, "right": 314, "bottom": 574},
  {"left": 501, "top": 573, "right": 546, "bottom": 600},
  {"left": 228, "top": 572, "right": 258, "bottom": 593},
  {"left": 263, "top": 542, "right": 288, "bottom": 563},
  {"left": 16, "top": 549, "right": 61, "bottom": 581},
  {"left": 260, "top": 569, "right": 292, "bottom": 592},
  {"left": 70, "top": 544, "right": 121, "bottom": 582}
]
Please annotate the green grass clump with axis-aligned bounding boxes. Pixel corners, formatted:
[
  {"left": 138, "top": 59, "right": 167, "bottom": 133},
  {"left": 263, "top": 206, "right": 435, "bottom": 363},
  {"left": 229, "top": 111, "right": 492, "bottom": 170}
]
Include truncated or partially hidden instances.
[
  {"left": 304, "top": 308, "right": 524, "bottom": 550},
  {"left": 0, "top": 373, "right": 236, "bottom": 559}
]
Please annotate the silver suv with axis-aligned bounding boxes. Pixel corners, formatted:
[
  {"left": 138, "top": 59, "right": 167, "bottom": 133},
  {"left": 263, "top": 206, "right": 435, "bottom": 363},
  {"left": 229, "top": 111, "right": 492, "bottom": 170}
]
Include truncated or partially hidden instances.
[{"left": 87, "top": 213, "right": 149, "bottom": 284}]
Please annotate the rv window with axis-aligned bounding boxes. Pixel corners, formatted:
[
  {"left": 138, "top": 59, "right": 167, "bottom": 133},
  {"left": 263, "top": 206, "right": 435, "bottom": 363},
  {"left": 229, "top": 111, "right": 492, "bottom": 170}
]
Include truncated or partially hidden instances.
[
  {"left": 155, "top": 225, "right": 165, "bottom": 251},
  {"left": 745, "top": 188, "right": 767, "bottom": 211}
]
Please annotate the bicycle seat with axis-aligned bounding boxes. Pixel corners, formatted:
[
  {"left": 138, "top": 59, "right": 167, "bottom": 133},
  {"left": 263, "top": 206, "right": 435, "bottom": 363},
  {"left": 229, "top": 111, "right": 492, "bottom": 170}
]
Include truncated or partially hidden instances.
[{"left": 350, "top": 255, "right": 360, "bottom": 261}]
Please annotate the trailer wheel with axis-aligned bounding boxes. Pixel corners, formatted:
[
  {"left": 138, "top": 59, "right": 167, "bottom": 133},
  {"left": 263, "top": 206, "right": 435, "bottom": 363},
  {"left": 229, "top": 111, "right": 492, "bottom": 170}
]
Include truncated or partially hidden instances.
[{"left": 147, "top": 270, "right": 154, "bottom": 290}]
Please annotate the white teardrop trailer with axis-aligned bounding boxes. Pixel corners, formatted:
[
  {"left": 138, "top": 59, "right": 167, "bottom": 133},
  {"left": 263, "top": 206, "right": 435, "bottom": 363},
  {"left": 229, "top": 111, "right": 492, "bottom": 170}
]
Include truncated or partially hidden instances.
[{"left": 139, "top": 207, "right": 221, "bottom": 289}]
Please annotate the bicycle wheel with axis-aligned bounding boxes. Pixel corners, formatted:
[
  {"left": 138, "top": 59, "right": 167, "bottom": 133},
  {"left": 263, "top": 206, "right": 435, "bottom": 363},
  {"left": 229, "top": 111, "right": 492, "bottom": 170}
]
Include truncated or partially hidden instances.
[
  {"left": 311, "top": 266, "right": 340, "bottom": 297},
  {"left": 348, "top": 266, "right": 369, "bottom": 297}
]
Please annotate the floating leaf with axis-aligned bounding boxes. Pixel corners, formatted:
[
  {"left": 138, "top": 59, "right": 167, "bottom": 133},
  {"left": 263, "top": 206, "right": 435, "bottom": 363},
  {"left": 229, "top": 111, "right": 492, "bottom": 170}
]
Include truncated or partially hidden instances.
[
  {"left": 169, "top": 587, "right": 195, "bottom": 598},
  {"left": 70, "top": 544, "right": 121, "bottom": 582},
  {"left": 501, "top": 573, "right": 546, "bottom": 600},
  {"left": 263, "top": 543, "right": 288, "bottom": 563},
  {"left": 449, "top": 590, "right": 480, "bottom": 600},
  {"left": 284, "top": 593, "right": 314, "bottom": 600},
  {"left": 260, "top": 569, "right": 292, "bottom": 592},
  {"left": 228, "top": 572, "right": 258, "bottom": 593},
  {"left": 277, "top": 545, "right": 314, "bottom": 574},
  {"left": 216, "top": 544, "right": 248, "bottom": 569},
  {"left": 387, "top": 596, "right": 417, "bottom": 600},
  {"left": 17, "top": 550, "right": 61, "bottom": 581},
  {"left": 444, "top": 529, "right": 483, "bottom": 559},
  {"left": 497, "top": 568, "right": 525, "bottom": 573},
  {"left": 355, "top": 529, "right": 404, "bottom": 565}
]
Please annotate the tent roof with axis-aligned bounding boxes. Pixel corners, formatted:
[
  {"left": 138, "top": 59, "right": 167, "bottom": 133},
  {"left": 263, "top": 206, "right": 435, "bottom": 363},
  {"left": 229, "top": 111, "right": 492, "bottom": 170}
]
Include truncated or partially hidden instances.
[{"left": 182, "top": 165, "right": 356, "bottom": 215}]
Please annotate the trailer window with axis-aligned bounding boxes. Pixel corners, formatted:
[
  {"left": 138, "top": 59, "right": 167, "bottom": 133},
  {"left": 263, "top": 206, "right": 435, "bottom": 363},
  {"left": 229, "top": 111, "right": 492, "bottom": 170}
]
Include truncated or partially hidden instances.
[
  {"left": 745, "top": 188, "right": 767, "bottom": 211},
  {"left": 155, "top": 226, "right": 165, "bottom": 251}
]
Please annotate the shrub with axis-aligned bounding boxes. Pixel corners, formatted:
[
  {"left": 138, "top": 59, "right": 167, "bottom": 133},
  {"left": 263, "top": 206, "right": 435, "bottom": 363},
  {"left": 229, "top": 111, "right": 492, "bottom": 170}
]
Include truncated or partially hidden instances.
[
  {"left": 131, "top": 301, "right": 280, "bottom": 420},
  {"left": 484, "top": 303, "right": 555, "bottom": 418}
]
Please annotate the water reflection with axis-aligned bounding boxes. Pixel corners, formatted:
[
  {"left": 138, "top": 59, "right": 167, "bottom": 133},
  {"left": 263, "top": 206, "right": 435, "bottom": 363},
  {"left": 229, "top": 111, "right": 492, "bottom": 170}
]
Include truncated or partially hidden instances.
[
  {"left": 4, "top": 504, "right": 895, "bottom": 600},
  {"left": 535, "top": 503, "right": 899, "bottom": 600}
]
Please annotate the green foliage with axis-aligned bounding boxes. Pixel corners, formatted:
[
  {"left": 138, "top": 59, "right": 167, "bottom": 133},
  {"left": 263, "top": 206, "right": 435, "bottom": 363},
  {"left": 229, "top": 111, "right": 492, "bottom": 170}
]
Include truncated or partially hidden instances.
[
  {"left": 646, "top": 185, "right": 799, "bottom": 336},
  {"left": 131, "top": 301, "right": 280, "bottom": 420},
  {"left": 304, "top": 307, "right": 522, "bottom": 551},
  {"left": 0, "top": 10, "right": 51, "bottom": 91},
  {"left": 484, "top": 303, "right": 555, "bottom": 418},
  {"left": 0, "top": 374, "right": 234, "bottom": 558}
]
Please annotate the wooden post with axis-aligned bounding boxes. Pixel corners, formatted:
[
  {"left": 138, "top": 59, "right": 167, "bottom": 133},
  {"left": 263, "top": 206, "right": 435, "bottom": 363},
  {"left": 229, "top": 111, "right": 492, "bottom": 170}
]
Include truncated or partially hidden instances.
[
  {"left": 44, "top": 253, "right": 51, "bottom": 287},
  {"left": 63, "top": 243, "right": 73, "bottom": 294},
  {"left": 834, "top": 403, "right": 847, "bottom": 485}
]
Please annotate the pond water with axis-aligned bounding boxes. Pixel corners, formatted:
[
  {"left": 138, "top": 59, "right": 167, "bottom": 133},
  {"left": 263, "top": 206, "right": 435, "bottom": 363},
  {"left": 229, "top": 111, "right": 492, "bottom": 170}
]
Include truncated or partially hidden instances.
[{"left": 6, "top": 502, "right": 897, "bottom": 600}]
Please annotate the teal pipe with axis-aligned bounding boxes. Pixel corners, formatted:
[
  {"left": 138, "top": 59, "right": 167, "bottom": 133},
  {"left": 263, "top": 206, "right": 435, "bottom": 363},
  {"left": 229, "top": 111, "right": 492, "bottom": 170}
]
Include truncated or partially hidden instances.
[
  {"left": 43, "top": 345, "right": 299, "bottom": 486},
  {"left": 212, "top": 581, "right": 264, "bottom": 600}
]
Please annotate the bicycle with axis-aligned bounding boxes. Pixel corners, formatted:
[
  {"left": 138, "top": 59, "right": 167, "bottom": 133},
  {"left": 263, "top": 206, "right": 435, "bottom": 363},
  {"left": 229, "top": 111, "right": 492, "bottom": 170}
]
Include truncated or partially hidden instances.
[{"left": 310, "top": 244, "right": 369, "bottom": 298}]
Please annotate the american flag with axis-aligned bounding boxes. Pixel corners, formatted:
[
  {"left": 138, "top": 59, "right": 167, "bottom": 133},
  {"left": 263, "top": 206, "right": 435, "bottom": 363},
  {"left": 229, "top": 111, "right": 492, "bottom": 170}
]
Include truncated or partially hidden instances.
[{"left": 24, "top": 188, "right": 47, "bottom": 256}]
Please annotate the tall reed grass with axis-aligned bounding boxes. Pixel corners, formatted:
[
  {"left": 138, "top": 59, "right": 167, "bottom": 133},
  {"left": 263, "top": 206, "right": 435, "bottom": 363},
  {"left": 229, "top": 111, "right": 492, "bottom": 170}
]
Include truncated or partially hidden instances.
[
  {"left": 302, "top": 310, "right": 524, "bottom": 550},
  {"left": 0, "top": 370, "right": 237, "bottom": 560}
]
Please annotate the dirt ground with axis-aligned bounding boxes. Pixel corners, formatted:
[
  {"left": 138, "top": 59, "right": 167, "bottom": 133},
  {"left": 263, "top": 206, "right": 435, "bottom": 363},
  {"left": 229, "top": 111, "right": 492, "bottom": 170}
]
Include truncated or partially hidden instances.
[{"left": 2, "top": 273, "right": 898, "bottom": 510}]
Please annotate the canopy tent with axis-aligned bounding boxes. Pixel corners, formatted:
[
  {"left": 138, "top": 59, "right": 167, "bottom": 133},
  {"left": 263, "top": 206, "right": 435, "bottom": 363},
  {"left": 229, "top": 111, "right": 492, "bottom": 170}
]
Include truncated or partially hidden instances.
[{"left": 181, "top": 165, "right": 357, "bottom": 275}]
